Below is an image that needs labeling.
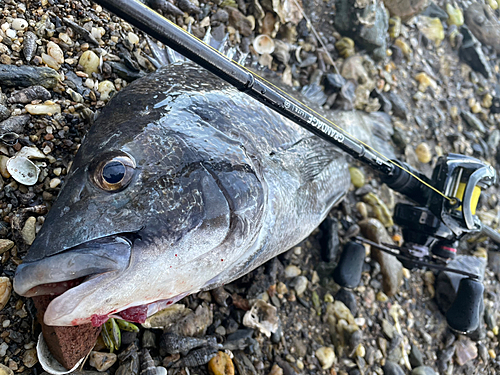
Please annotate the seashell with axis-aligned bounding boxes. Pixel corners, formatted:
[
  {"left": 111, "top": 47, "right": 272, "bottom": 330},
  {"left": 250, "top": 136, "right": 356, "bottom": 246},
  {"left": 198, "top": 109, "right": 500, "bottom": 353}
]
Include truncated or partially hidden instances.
[
  {"left": 140, "top": 349, "right": 157, "bottom": 375},
  {"left": 36, "top": 333, "right": 85, "bottom": 375},
  {"left": 211, "top": 286, "right": 232, "bottom": 307},
  {"left": 335, "top": 37, "right": 355, "bottom": 59},
  {"left": 160, "top": 332, "right": 217, "bottom": 355},
  {"left": 242, "top": 300, "right": 279, "bottom": 337},
  {"left": 23, "top": 31, "right": 37, "bottom": 62},
  {"left": 171, "top": 346, "right": 218, "bottom": 368},
  {"left": 17, "top": 146, "right": 47, "bottom": 160},
  {"left": 6, "top": 155, "right": 40, "bottom": 185},
  {"left": 253, "top": 34, "right": 275, "bottom": 55},
  {"left": 272, "top": 40, "right": 290, "bottom": 64}
]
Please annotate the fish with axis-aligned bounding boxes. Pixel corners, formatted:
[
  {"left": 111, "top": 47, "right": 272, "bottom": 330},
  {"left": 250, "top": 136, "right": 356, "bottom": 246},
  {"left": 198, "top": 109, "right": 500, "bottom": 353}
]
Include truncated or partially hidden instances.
[{"left": 13, "top": 48, "right": 392, "bottom": 327}]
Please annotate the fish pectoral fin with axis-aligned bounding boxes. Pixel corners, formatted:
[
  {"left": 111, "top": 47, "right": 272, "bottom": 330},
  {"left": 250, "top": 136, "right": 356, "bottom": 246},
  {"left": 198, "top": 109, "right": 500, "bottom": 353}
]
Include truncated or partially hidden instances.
[{"left": 287, "top": 137, "right": 345, "bottom": 182}]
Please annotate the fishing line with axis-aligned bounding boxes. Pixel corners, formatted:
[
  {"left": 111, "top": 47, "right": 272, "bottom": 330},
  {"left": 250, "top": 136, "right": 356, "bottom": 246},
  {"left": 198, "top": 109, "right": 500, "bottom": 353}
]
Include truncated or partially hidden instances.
[{"left": 107, "top": 0, "right": 452, "bottom": 202}]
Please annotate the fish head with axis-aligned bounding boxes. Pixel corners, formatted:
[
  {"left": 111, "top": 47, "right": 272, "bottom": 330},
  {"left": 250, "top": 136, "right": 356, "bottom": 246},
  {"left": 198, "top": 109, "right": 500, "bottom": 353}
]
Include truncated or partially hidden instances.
[{"left": 13, "top": 82, "right": 237, "bottom": 326}]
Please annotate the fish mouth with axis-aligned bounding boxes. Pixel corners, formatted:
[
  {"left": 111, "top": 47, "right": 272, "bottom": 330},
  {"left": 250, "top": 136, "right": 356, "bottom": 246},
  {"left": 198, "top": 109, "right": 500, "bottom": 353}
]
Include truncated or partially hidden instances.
[{"left": 13, "top": 234, "right": 133, "bottom": 298}]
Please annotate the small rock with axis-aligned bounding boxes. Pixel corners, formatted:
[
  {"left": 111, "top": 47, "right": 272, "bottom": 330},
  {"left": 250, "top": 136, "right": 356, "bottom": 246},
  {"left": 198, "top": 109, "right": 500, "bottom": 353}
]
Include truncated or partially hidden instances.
[
  {"left": 89, "top": 351, "right": 117, "bottom": 372},
  {"left": 128, "top": 32, "right": 139, "bottom": 45},
  {"left": 22, "top": 348, "right": 38, "bottom": 368},
  {"left": 334, "top": 288, "right": 357, "bottom": 315},
  {"left": 0, "top": 65, "right": 59, "bottom": 88},
  {"left": 415, "top": 143, "right": 432, "bottom": 163},
  {"left": 0, "top": 277, "right": 12, "bottom": 311},
  {"left": 284, "top": 265, "right": 301, "bottom": 278},
  {"left": 421, "top": 2, "right": 448, "bottom": 20},
  {"left": 79, "top": 50, "right": 100, "bottom": 75},
  {"left": 98, "top": 80, "right": 116, "bottom": 101},
  {"left": 417, "top": 16, "right": 444, "bottom": 46},
  {"left": 142, "top": 330, "right": 156, "bottom": 348},
  {"left": 0, "top": 156, "right": 10, "bottom": 178},
  {"left": 349, "top": 167, "right": 365, "bottom": 188},
  {"left": 293, "top": 276, "right": 308, "bottom": 296},
  {"left": 208, "top": 351, "right": 235, "bottom": 375},
  {"left": 49, "top": 178, "right": 61, "bottom": 189},
  {"left": 0, "top": 364, "right": 13, "bottom": 375},
  {"left": 461, "top": 111, "right": 486, "bottom": 133},
  {"left": 25, "top": 103, "right": 61, "bottom": 115},
  {"left": 11, "top": 18, "right": 28, "bottom": 31},
  {"left": 411, "top": 366, "right": 436, "bottom": 375},
  {"left": 410, "top": 343, "right": 424, "bottom": 368},
  {"left": 315, "top": 347, "right": 335, "bottom": 369},
  {"left": 226, "top": 7, "right": 252, "bottom": 37},
  {"left": 320, "top": 216, "right": 340, "bottom": 263},
  {"left": 454, "top": 338, "right": 477, "bottom": 366},
  {"left": 459, "top": 26, "right": 492, "bottom": 78},
  {"left": 21, "top": 217, "right": 36, "bottom": 245},
  {"left": 446, "top": 4, "right": 464, "bottom": 26},
  {"left": 382, "top": 360, "right": 405, "bottom": 375},
  {"left": 0, "top": 239, "right": 14, "bottom": 255},
  {"left": 268, "top": 364, "right": 283, "bottom": 375}
]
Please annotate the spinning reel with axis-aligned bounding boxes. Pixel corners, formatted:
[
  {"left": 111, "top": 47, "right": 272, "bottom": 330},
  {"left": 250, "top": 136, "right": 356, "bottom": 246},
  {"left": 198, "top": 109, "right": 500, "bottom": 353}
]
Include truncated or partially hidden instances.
[{"left": 334, "top": 153, "right": 496, "bottom": 334}]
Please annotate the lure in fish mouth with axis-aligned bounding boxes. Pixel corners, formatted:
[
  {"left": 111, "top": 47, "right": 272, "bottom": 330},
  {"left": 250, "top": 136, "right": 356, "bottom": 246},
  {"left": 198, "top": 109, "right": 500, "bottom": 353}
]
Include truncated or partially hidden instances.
[{"left": 12, "top": 62, "right": 360, "bottom": 326}]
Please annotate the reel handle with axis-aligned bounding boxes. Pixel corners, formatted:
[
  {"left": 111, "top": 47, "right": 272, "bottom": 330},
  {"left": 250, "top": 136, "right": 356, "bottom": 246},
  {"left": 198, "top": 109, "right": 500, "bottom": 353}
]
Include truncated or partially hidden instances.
[
  {"left": 333, "top": 241, "right": 365, "bottom": 289},
  {"left": 446, "top": 277, "right": 484, "bottom": 334}
]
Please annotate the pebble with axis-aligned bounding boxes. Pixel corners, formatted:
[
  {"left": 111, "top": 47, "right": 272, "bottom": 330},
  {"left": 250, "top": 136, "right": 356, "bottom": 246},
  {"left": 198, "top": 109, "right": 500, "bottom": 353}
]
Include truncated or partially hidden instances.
[
  {"left": 0, "top": 277, "right": 12, "bottom": 311},
  {"left": 356, "top": 344, "right": 366, "bottom": 357},
  {"left": 446, "top": 4, "right": 464, "bottom": 26},
  {"left": 21, "top": 217, "right": 36, "bottom": 245},
  {"left": 349, "top": 167, "right": 365, "bottom": 188},
  {"left": 0, "top": 239, "right": 14, "bottom": 255},
  {"left": 98, "top": 80, "right": 116, "bottom": 101},
  {"left": 454, "top": 338, "right": 478, "bottom": 366},
  {"left": 382, "top": 361, "right": 404, "bottom": 375},
  {"left": 409, "top": 343, "right": 424, "bottom": 368},
  {"left": 0, "top": 343, "right": 8, "bottom": 357},
  {"left": 415, "top": 72, "right": 437, "bottom": 92},
  {"left": 268, "top": 364, "right": 283, "bottom": 375},
  {"left": 42, "top": 53, "right": 61, "bottom": 70},
  {"left": 47, "top": 41, "right": 64, "bottom": 64},
  {"left": 22, "top": 348, "right": 38, "bottom": 368},
  {"left": 49, "top": 178, "right": 61, "bottom": 189},
  {"left": 89, "top": 351, "right": 117, "bottom": 371},
  {"left": 0, "top": 155, "right": 10, "bottom": 178},
  {"left": 415, "top": 143, "right": 432, "bottom": 163},
  {"left": 411, "top": 366, "right": 436, "bottom": 375},
  {"left": 25, "top": 103, "right": 61, "bottom": 115},
  {"left": 284, "top": 265, "right": 301, "bottom": 278},
  {"left": 11, "top": 18, "right": 28, "bottom": 31},
  {"left": 315, "top": 347, "right": 335, "bottom": 369},
  {"left": 334, "top": 288, "right": 357, "bottom": 315},
  {"left": 208, "top": 351, "right": 234, "bottom": 375},
  {"left": 0, "top": 364, "right": 13, "bottom": 375},
  {"left": 128, "top": 32, "right": 139, "bottom": 45},
  {"left": 293, "top": 276, "right": 308, "bottom": 296},
  {"left": 79, "top": 50, "right": 100, "bottom": 75},
  {"left": 417, "top": 16, "right": 444, "bottom": 46}
]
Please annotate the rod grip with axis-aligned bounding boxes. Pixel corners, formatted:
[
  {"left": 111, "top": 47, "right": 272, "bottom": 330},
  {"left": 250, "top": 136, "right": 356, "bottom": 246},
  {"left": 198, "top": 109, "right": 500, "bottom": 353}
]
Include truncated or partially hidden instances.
[
  {"left": 446, "top": 277, "right": 484, "bottom": 334},
  {"left": 380, "top": 160, "right": 429, "bottom": 205},
  {"left": 333, "top": 241, "right": 365, "bottom": 289}
]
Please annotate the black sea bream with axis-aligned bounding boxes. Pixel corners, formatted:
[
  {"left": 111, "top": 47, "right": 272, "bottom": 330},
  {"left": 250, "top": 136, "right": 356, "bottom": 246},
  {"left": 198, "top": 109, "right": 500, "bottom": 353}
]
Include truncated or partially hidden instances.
[{"left": 14, "top": 61, "right": 390, "bottom": 326}]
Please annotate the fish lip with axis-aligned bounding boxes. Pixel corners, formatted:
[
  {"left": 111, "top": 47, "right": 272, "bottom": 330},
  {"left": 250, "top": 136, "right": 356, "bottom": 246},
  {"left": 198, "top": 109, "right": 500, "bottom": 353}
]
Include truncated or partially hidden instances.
[{"left": 13, "top": 234, "right": 133, "bottom": 297}]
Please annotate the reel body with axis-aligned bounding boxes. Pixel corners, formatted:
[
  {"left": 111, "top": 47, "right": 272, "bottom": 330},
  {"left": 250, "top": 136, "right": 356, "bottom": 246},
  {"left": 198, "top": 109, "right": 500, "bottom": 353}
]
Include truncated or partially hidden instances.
[{"left": 335, "top": 154, "right": 496, "bottom": 334}]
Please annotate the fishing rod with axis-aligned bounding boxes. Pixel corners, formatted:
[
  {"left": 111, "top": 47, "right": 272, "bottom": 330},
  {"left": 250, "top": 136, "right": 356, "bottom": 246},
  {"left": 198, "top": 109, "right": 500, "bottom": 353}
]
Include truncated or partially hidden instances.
[{"left": 93, "top": 0, "right": 497, "bottom": 334}]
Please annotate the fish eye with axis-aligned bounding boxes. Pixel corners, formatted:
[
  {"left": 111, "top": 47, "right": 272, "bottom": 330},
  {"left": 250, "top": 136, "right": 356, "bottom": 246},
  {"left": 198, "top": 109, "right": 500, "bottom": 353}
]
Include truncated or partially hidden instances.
[{"left": 91, "top": 154, "right": 135, "bottom": 192}]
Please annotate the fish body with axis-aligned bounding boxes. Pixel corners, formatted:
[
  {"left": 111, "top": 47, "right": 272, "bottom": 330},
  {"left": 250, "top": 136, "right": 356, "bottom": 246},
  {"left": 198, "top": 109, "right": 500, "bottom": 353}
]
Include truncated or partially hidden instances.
[{"left": 13, "top": 62, "right": 387, "bottom": 326}]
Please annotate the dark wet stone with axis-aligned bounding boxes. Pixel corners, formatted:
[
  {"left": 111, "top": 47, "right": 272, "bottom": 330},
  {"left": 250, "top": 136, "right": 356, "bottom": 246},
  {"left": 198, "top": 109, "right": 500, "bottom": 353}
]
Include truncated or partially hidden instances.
[
  {"left": 233, "top": 352, "right": 257, "bottom": 375},
  {"left": 349, "top": 329, "right": 363, "bottom": 350},
  {"left": 409, "top": 343, "right": 424, "bottom": 368},
  {"left": 120, "top": 331, "right": 138, "bottom": 346},
  {"left": 382, "top": 360, "right": 405, "bottom": 375},
  {"left": 108, "top": 62, "right": 147, "bottom": 81},
  {"left": 324, "top": 73, "right": 346, "bottom": 94},
  {"left": 437, "top": 346, "right": 455, "bottom": 373},
  {"left": 335, "top": 0, "right": 388, "bottom": 60},
  {"left": 387, "top": 91, "right": 408, "bottom": 120},
  {"left": 411, "top": 366, "right": 436, "bottom": 375},
  {"left": 226, "top": 7, "right": 252, "bottom": 37},
  {"left": 177, "top": 0, "right": 201, "bottom": 14},
  {"left": 319, "top": 216, "right": 340, "bottom": 263},
  {"left": 459, "top": 26, "right": 492, "bottom": 78},
  {"left": 0, "top": 65, "right": 59, "bottom": 88},
  {"left": 461, "top": 110, "right": 486, "bottom": 133},
  {"left": 421, "top": 2, "right": 448, "bottom": 20},
  {"left": 211, "top": 9, "right": 229, "bottom": 24},
  {"left": 335, "top": 288, "right": 358, "bottom": 316},
  {"left": 148, "top": 0, "right": 184, "bottom": 16}
]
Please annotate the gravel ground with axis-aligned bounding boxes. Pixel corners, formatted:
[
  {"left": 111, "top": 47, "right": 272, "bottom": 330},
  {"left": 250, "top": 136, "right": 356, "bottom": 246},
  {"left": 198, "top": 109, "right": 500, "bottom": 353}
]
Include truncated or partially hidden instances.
[{"left": 1, "top": 0, "right": 500, "bottom": 374}]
